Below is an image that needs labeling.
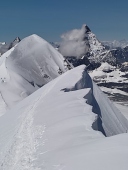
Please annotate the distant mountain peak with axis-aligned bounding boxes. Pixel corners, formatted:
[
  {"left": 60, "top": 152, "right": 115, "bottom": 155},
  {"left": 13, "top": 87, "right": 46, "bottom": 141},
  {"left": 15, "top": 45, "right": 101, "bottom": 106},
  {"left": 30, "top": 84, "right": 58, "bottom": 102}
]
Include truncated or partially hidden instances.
[
  {"left": 83, "top": 24, "right": 91, "bottom": 33},
  {"left": 13, "top": 37, "right": 21, "bottom": 43},
  {"left": 8, "top": 37, "right": 21, "bottom": 50}
]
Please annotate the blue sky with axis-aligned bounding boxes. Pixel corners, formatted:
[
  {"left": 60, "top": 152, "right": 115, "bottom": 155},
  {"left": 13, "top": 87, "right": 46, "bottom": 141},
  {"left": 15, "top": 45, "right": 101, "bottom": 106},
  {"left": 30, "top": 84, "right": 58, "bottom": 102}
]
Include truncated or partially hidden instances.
[{"left": 0, "top": 0, "right": 128, "bottom": 42}]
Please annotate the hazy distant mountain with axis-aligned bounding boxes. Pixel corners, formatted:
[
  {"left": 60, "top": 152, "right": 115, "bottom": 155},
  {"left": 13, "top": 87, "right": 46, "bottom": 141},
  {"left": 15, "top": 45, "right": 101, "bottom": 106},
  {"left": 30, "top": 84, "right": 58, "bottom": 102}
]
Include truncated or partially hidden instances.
[
  {"left": 8, "top": 37, "right": 21, "bottom": 49},
  {"left": 102, "top": 39, "right": 128, "bottom": 49},
  {"left": 0, "top": 37, "right": 21, "bottom": 55}
]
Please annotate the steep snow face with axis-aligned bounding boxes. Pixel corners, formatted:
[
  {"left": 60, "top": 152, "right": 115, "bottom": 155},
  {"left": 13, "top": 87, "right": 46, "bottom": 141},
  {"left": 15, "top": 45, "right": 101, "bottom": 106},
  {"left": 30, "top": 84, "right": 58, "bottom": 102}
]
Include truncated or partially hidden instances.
[
  {"left": 0, "top": 48, "right": 35, "bottom": 115},
  {"left": 0, "top": 65, "right": 128, "bottom": 170},
  {"left": 115, "top": 103, "right": 128, "bottom": 120},
  {"left": 63, "top": 66, "right": 128, "bottom": 136},
  {"left": 0, "top": 35, "right": 71, "bottom": 115},
  {"left": 6, "top": 34, "right": 71, "bottom": 87}
]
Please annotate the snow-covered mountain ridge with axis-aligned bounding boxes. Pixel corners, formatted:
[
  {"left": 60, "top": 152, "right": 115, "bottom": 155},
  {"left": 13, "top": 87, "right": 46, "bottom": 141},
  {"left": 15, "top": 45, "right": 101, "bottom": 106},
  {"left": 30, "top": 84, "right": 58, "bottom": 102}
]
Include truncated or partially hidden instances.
[
  {"left": 0, "top": 34, "right": 71, "bottom": 116},
  {"left": 6, "top": 34, "right": 70, "bottom": 87},
  {"left": 0, "top": 65, "right": 128, "bottom": 170},
  {"left": 0, "top": 33, "right": 128, "bottom": 169}
]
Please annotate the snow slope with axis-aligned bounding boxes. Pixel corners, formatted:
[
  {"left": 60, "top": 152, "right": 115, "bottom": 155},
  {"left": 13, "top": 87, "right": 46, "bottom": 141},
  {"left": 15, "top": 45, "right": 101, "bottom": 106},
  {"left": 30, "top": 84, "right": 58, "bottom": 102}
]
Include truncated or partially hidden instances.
[
  {"left": 0, "top": 47, "right": 35, "bottom": 116},
  {"left": 6, "top": 34, "right": 70, "bottom": 87},
  {"left": 0, "top": 65, "right": 128, "bottom": 170},
  {"left": 114, "top": 103, "right": 128, "bottom": 120},
  {"left": 0, "top": 35, "right": 71, "bottom": 115}
]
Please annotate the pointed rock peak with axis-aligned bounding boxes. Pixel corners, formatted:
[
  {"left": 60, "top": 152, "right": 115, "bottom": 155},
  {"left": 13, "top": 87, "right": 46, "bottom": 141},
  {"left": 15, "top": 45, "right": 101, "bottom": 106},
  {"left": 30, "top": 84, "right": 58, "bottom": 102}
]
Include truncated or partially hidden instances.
[
  {"left": 13, "top": 37, "right": 21, "bottom": 42},
  {"left": 82, "top": 24, "right": 91, "bottom": 33},
  {"left": 8, "top": 37, "right": 21, "bottom": 50}
]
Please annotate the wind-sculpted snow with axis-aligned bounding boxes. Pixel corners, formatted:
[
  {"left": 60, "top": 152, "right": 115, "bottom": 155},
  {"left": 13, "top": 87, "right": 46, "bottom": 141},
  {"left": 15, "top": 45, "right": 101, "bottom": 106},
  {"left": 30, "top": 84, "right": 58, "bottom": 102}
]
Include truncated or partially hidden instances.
[
  {"left": 6, "top": 34, "right": 70, "bottom": 87},
  {"left": 0, "top": 35, "right": 71, "bottom": 115},
  {"left": 63, "top": 66, "right": 128, "bottom": 136},
  {"left": 0, "top": 47, "right": 35, "bottom": 115},
  {"left": 0, "top": 65, "right": 128, "bottom": 170}
]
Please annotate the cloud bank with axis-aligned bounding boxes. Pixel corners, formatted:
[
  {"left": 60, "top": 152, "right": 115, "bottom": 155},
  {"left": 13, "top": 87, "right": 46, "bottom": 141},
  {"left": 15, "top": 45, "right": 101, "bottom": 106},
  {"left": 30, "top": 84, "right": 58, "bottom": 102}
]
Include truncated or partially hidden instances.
[{"left": 59, "top": 25, "right": 89, "bottom": 58}]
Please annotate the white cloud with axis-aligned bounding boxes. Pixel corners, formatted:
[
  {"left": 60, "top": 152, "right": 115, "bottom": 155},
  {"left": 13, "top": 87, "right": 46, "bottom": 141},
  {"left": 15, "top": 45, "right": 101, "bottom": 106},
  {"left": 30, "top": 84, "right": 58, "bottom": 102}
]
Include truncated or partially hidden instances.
[{"left": 59, "top": 25, "right": 89, "bottom": 58}]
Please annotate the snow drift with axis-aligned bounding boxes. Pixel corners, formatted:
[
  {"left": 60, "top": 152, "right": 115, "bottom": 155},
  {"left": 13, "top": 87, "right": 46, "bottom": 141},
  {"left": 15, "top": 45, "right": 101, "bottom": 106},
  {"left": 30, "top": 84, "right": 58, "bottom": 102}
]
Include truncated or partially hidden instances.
[{"left": 0, "top": 65, "right": 128, "bottom": 170}]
